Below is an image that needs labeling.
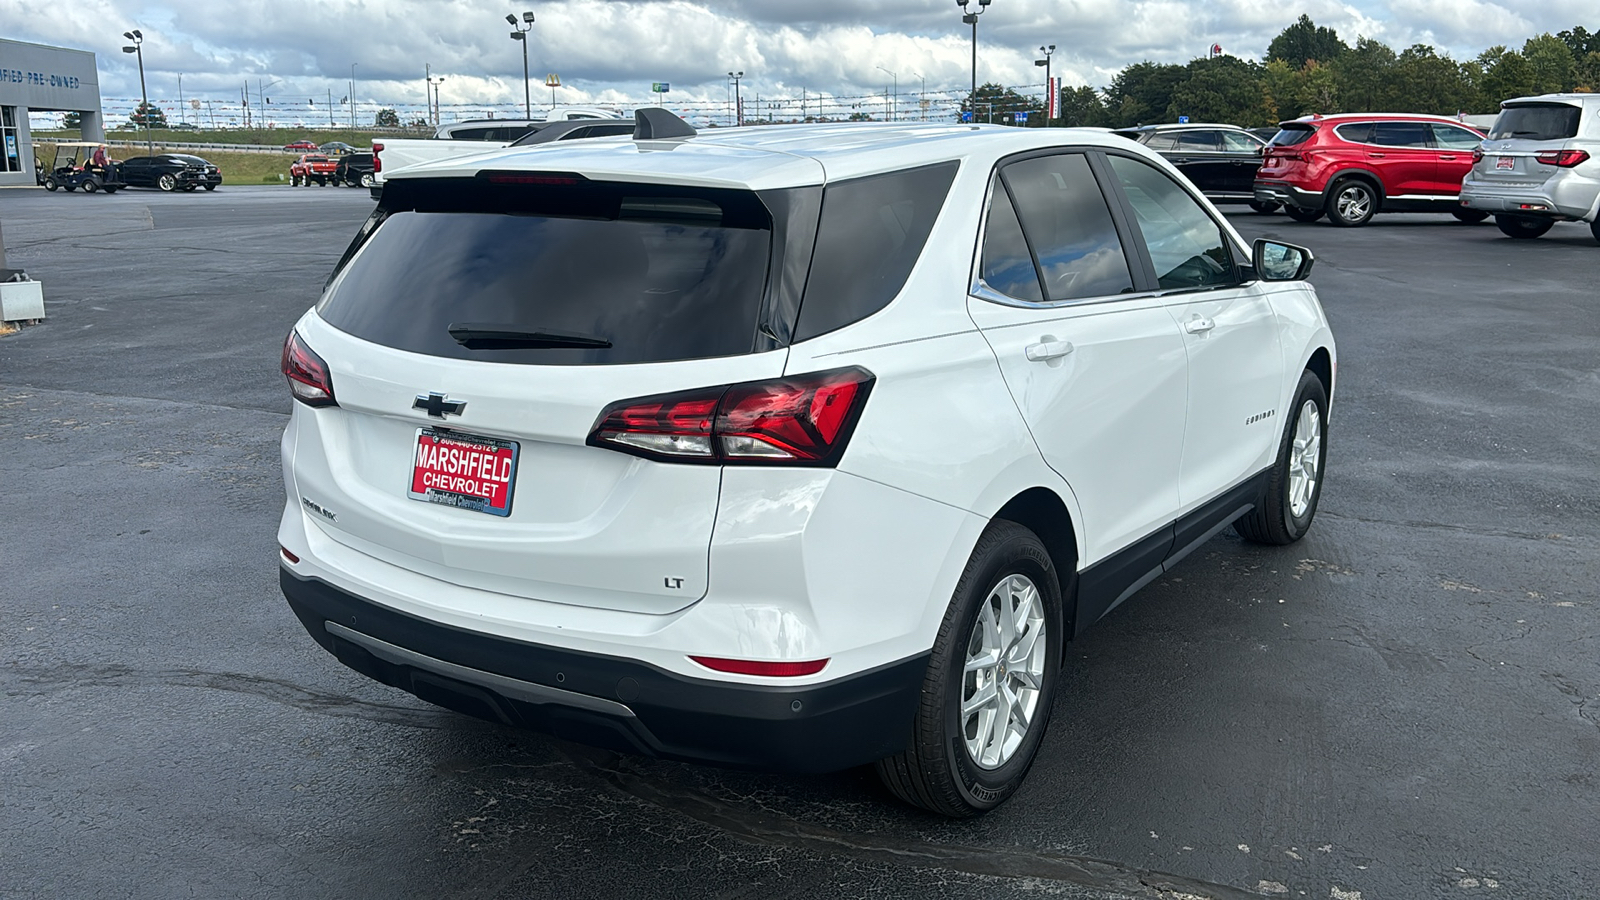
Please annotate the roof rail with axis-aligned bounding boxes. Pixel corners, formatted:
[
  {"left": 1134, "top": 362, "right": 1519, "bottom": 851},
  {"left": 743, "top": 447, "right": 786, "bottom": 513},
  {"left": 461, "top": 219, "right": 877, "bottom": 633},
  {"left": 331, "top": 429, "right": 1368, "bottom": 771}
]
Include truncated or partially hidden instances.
[{"left": 634, "top": 108, "right": 697, "bottom": 140}]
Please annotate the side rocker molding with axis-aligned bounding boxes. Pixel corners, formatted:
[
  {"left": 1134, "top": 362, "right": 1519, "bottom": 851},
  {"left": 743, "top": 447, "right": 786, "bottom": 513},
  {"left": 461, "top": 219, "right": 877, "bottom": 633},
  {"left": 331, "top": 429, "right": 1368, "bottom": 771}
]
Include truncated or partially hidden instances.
[{"left": 1072, "top": 470, "right": 1269, "bottom": 637}]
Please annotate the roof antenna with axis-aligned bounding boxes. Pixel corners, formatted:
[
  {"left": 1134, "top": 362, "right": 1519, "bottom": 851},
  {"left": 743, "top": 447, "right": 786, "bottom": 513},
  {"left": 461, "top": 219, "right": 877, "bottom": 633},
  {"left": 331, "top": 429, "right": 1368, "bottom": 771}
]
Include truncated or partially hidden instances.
[{"left": 634, "top": 107, "right": 697, "bottom": 140}]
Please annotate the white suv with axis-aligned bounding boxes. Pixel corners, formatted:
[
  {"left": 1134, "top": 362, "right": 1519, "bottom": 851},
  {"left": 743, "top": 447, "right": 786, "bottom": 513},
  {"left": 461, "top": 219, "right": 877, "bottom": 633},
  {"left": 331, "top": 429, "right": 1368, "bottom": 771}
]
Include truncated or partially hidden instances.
[{"left": 279, "top": 112, "right": 1336, "bottom": 816}]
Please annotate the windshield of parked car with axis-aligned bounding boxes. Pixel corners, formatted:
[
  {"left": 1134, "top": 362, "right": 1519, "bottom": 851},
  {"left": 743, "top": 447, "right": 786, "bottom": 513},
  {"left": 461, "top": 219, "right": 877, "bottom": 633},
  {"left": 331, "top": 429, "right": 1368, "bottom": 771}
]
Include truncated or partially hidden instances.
[{"left": 1490, "top": 104, "right": 1581, "bottom": 141}]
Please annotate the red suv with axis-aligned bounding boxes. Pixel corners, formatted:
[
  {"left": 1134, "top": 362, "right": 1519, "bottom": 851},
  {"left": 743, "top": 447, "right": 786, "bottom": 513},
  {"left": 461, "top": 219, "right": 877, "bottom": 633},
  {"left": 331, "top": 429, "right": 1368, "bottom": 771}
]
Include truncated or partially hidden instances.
[{"left": 1254, "top": 114, "right": 1488, "bottom": 226}]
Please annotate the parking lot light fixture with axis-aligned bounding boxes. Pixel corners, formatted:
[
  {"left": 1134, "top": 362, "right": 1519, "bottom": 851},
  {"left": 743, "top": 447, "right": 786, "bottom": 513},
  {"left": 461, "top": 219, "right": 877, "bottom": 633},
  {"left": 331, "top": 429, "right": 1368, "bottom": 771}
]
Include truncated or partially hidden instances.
[
  {"left": 121, "top": 30, "right": 152, "bottom": 157},
  {"left": 876, "top": 66, "right": 898, "bottom": 122},
  {"left": 728, "top": 71, "right": 744, "bottom": 127},
  {"left": 1034, "top": 44, "right": 1054, "bottom": 125},
  {"left": 956, "top": 0, "right": 992, "bottom": 103},
  {"left": 509, "top": 11, "right": 535, "bottom": 120}
]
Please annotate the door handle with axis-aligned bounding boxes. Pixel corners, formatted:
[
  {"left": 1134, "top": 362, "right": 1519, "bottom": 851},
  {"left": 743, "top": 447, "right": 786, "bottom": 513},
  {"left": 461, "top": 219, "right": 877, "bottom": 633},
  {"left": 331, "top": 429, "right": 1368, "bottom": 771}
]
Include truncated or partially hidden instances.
[
  {"left": 1439, "top": 154, "right": 1458, "bottom": 161},
  {"left": 1366, "top": 152, "right": 1386, "bottom": 159},
  {"left": 1025, "top": 340, "right": 1075, "bottom": 362},
  {"left": 1184, "top": 317, "right": 1216, "bottom": 335}
]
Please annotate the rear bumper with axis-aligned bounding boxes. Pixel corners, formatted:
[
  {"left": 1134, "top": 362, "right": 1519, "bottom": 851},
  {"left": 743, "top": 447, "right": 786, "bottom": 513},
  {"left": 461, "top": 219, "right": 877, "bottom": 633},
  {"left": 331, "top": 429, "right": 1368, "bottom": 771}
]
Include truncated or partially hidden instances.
[
  {"left": 1459, "top": 177, "right": 1599, "bottom": 221},
  {"left": 280, "top": 568, "right": 927, "bottom": 773},
  {"left": 1254, "top": 181, "right": 1323, "bottom": 209}
]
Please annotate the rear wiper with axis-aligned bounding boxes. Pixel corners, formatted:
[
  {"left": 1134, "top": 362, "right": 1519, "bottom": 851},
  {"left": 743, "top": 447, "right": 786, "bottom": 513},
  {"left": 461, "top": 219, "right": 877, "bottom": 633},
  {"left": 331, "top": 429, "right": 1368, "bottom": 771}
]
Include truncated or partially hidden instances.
[{"left": 447, "top": 323, "right": 612, "bottom": 350}]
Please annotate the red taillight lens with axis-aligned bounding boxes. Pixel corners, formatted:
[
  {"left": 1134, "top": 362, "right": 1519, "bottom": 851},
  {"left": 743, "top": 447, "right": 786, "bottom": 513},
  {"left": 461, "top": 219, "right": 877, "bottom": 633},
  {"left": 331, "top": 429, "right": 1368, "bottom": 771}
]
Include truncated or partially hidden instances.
[
  {"left": 690, "top": 656, "right": 829, "bottom": 677},
  {"left": 371, "top": 143, "right": 383, "bottom": 173},
  {"left": 281, "top": 331, "right": 337, "bottom": 407},
  {"left": 1535, "top": 149, "right": 1590, "bottom": 168},
  {"left": 1472, "top": 148, "right": 1484, "bottom": 163},
  {"left": 280, "top": 546, "right": 300, "bottom": 563},
  {"left": 588, "top": 367, "right": 874, "bottom": 466}
]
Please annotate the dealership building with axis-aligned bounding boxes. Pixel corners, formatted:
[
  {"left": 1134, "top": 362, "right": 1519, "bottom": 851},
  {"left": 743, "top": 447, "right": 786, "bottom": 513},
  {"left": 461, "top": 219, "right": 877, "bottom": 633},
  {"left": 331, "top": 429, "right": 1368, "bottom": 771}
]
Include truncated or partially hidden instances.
[{"left": 0, "top": 38, "right": 104, "bottom": 186}]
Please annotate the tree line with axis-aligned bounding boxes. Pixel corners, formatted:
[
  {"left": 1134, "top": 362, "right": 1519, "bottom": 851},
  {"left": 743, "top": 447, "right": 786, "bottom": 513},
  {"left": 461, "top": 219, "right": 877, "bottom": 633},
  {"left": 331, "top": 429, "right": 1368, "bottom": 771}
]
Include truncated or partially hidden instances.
[{"left": 966, "top": 18, "right": 1600, "bottom": 129}]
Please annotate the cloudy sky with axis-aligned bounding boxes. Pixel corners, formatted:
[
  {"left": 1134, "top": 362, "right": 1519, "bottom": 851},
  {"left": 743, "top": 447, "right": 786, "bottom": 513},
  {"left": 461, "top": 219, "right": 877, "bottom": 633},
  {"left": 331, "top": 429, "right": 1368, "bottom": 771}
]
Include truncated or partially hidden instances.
[{"left": 3, "top": 0, "right": 1594, "bottom": 120}]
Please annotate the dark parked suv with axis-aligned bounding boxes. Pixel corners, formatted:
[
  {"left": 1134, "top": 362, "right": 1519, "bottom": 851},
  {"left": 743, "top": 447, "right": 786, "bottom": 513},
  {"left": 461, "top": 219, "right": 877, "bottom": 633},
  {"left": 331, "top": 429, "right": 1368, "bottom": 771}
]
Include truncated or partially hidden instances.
[
  {"left": 1114, "top": 124, "right": 1272, "bottom": 209},
  {"left": 335, "top": 152, "right": 375, "bottom": 189},
  {"left": 1255, "top": 113, "right": 1486, "bottom": 226}
]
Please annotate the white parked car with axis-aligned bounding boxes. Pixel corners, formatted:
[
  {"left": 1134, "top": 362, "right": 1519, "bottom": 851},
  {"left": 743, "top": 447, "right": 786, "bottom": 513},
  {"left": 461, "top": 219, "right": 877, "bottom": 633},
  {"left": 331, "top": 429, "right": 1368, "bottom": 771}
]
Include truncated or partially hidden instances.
[{"left": 279, "top": 112, "right": 1336, "bottom": 816}]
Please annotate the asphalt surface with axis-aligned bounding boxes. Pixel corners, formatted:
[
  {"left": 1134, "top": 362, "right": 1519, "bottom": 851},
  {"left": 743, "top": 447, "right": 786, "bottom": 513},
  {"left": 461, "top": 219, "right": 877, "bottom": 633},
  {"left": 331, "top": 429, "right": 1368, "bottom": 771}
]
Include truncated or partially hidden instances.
[{"left": 2, "top": 184, "right": 1597, "bottom": 899}]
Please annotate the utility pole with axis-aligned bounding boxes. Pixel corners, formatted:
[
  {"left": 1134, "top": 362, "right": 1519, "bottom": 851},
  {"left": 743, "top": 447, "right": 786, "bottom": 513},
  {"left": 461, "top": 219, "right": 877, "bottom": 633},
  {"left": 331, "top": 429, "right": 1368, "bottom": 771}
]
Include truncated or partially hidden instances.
[
  {"left": 350, "top": 63, "right": 357, "bottom": 129},
  {"left": 178, "top": 73, "right": 185, "bottom": 127},
  {"left": 728, "top": 71, "right": 743, "bottom": 126},
  {"left": 876, "top": 66, "right": 897, "bottom": 122}
]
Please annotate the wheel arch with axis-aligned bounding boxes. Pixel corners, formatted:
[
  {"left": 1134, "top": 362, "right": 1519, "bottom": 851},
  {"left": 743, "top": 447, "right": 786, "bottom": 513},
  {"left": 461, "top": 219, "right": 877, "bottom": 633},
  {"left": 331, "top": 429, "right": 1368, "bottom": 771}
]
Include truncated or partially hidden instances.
[
  {"left": 1326, "top": 167, "right": 1386, "bottom": 204},
  {"left": 1306, "top": 346, "right": 1333, "bottom": 399},
  {"left": 992, "top": 487, "right": 1081, "bottom": 640}
]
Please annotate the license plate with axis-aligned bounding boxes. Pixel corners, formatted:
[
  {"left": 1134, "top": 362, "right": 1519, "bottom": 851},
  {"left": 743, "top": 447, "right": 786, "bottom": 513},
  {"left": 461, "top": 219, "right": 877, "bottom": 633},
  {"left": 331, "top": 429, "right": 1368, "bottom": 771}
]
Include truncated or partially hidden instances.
[
  {"left": 408, "top": 428, "right": 518, "bottom": 517},
  {"left": 1496, "top": 156, "right": 1515, "bottom": 170}
]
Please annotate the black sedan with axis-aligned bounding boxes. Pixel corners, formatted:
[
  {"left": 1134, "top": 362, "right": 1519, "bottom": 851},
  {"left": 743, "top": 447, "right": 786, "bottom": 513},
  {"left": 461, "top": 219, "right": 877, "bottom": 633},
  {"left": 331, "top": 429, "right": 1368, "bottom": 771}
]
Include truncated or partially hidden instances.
[
  {"left": 118, "top": 154, "right": 223, "bottom": 192},
  {"left": 1113, "top": 124, "right": 1276, "bottom": 211}
]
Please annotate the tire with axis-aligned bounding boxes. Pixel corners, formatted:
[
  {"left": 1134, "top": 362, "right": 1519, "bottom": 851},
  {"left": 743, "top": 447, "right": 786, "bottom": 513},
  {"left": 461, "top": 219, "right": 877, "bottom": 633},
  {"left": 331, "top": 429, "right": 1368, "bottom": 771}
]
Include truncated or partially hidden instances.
[
  {"left": 1496, "top": 215, "right": 1554, "bottom": 239},
  {"left": 875, "top": 520, "right": 1064, "bottom": 816},
  {"left": 1325, "top": 179, "right": 1378, "bottom": 227},
  {"left": 1452, "top": 209, "right": 1489, "bottom": 224},
  {"left": 1591, "top": 218, "right": 1600, "bottom": 246},
  {"left": 359, "top": 173, "right": 375, "bottom": 189},
  {"left": 82, "top": 179, "right": 99, "bottom": 193},
  {"left": 157, "top": 173, "right": 177, "bottom": 192},
  {"left": 204, "top": 184, "right": 217, "bottom": 191},
  {"left": 1235, "top": 369, "right": 1329, "bottom": 546},
  {"left": 1249, "top": 200, "right": 1281, "bottom": 214},
  {"left": 65, "top": 183, "right": 77, "bottom": 192},
  {"left": 1285, "top": 205, "right": 1325, "bottom": 223},
  {"left": 104, "top": 186, "right": 120, "bottom": 194},
  {"left": 44, "top": 177, "right": 58, "bottom": 192},
  {"left": 182, "top": 185, "right": 197, "bottom": 192}
]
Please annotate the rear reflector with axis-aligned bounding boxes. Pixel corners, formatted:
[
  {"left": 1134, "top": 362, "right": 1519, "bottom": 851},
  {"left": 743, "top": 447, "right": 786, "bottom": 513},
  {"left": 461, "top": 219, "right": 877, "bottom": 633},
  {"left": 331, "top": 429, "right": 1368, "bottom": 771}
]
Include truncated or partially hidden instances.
[
  {"left": 1535, "top": 149, "right": 1590, "bottom": 168},
  {"left": 690, "top": 656, "right": 829, "bottom": 677},
  {"left": 588, "top": 367, "right": 874, "bottom": 466},
  {"left": 280, "top": 546, "right": 300, "bottom": 563},
  {"left": 282, "top": 330, "right": 337, "bottom": 407}
]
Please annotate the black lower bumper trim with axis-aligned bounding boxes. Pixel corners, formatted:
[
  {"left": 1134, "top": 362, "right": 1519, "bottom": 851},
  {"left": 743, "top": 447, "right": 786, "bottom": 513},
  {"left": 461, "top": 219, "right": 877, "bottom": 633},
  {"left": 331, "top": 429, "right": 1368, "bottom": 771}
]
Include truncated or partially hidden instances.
[{"left": 280, "top": 569, "right": 927, "bottom": 773}]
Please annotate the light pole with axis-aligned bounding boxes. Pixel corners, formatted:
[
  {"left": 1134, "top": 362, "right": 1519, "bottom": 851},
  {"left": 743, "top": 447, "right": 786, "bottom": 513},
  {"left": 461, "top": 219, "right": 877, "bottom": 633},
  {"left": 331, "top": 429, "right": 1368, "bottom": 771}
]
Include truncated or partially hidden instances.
[
  {"left": 955, "top": 0, "right": 992, "bottom": 107},
  {"left": 876, "top": 66, "right": 898, "bottom": 122},
  {"left": 1034, "top": 44, "right": 1054, "bottom": 125},
  {"left": 429, "top": 74, "right": 447, "bottom": 127},
  {"left": 507, "top": 12, "right": 534, "bottom": 119},
  {"left": 727, "top": 71, "right": 744, "bottom": 126},
  {"left": 120, "top": 30, "right": 152, "bottom": 157},
  {"left": 349, "top": 63, "right": 357, "bottom": 128}
]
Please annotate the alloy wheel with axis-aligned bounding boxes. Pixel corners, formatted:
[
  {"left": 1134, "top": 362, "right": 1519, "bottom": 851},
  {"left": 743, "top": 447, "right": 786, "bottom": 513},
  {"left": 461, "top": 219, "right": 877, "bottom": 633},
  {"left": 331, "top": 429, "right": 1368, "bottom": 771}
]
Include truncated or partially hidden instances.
[
  {"left": 1288, "top": 399, "right": 1322, "bottom": 518},
  {"left": 1335, "top": 185, "right": 1371, "bottom": 222},
  {"left": 961, "top": 573, "right": 1048, "bottom": 770}
]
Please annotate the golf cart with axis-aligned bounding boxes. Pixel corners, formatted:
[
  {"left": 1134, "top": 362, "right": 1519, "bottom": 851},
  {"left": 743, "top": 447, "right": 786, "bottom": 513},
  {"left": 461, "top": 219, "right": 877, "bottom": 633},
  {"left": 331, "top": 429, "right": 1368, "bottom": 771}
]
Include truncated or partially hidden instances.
[{"left": 40, "top": 142, "right": 125, "bottom": 194}]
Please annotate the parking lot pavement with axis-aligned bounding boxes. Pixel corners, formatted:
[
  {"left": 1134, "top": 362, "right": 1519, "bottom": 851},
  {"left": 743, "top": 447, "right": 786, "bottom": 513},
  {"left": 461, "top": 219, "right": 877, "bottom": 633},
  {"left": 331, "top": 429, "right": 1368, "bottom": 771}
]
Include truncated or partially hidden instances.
[{"left": 2, "top": 187, "right": 1597, "bottom": 899}]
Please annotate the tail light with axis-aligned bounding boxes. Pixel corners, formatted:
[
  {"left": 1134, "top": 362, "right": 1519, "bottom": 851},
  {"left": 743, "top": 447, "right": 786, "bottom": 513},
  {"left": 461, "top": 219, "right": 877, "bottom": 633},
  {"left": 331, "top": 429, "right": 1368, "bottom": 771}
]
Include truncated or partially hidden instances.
[
  {"left": 282, "top": 331, "right": 337, "bottom": 407},
  {"left": 690, "top": 656, "right": 829, "bottom": 677},
  {"left": 1535, "top": 149, "right": 1590, "bottom": 168},
  {"left": 371, "top": 143, "right": 383, "bottom": 173},
  {"left": 588, "top": 367, "right": 874, "bottom": 466},
  {"left": 1471, "top": 148, "right": 1484, "bottom": 163}
]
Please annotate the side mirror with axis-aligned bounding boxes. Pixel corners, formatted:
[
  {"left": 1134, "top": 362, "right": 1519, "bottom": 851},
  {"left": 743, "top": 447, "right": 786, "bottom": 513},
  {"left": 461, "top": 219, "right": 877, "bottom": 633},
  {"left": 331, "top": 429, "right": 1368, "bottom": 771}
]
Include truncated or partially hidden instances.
[{"left": 1253, "top": 238, "right": 1315, "bottom": 281}]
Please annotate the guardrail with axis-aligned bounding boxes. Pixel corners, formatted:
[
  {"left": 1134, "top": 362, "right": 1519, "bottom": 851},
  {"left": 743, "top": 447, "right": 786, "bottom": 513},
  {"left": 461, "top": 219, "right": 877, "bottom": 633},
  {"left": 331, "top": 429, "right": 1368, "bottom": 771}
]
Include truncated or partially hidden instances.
[{"left": 33, "top": 138, "right": 322, "bottom": 154}]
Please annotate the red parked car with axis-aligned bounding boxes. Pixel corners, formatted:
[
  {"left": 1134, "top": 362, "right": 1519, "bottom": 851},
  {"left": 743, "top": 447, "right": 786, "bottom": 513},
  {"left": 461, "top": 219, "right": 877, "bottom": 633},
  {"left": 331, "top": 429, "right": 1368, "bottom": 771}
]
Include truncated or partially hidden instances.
[
  {"left": 1254, "top": 113, "right": 1488, "bottom": 226},
  {"left": 283, "top": 139, "right": 319, "bottom": 151}
]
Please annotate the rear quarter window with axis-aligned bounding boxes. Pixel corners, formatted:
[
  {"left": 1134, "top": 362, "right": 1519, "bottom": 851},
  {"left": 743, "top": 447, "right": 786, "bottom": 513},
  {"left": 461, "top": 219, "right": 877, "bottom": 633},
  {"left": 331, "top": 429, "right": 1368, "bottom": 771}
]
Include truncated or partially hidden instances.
[
  {"left": 1270, "top": 126, "right": 1315, "bottom": 146},
  {"left": 792, "top": 162, "right": 958, "bottom": 342}
]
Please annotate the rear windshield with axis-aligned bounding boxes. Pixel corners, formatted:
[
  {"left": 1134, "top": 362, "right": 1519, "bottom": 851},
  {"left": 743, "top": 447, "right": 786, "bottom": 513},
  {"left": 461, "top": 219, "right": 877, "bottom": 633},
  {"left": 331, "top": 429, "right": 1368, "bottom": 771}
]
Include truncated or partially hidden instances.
[
  {"left": 317, "top": 178, "right": 775, "bottom": 366},
  {"left": 1270, "top": 125, "right": 1315, "bottom": 146},
  {"left": 1490, "top": 104, "right": 1581, "bottom": 141}
]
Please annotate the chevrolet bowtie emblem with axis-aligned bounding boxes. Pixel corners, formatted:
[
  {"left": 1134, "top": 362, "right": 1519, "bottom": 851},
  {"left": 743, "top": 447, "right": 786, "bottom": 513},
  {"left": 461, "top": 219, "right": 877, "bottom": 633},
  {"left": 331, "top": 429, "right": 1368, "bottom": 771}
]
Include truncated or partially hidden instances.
[{"left": 413, "top": 392, "right": 466, "bottom": 419}]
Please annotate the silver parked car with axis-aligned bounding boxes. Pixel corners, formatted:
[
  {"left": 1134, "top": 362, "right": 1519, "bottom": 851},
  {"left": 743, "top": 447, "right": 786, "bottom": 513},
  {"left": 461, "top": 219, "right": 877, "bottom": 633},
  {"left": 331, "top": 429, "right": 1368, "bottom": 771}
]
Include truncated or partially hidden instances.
[{"left": 1460, "top": 93, "right": 1600, "bottom": 243}]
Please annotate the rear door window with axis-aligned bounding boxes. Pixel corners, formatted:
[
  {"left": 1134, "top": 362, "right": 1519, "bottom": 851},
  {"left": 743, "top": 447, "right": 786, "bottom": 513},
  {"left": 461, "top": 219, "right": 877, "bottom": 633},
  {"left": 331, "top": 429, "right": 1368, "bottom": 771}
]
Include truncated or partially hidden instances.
[
  {"left": 1489, "top": 104, "right": 1582, "bottom": 141},
  {"left": 1143, "top": 133, "right": 1179, "bottom": 151},
  {"left": 1334, "top": 123, "right": 1375, "bottom": 144},
  {"left": 1001, "top": 153, "right": 1134, "bottom": 302},
  {"left": 792, "top": 163, "right": 957, "bottom": 341},
  {"left": 1430, "top": 124, "right": 1484, "bottom": 150},
  {"left": 1107, "top": 155, "right": 1236, "bottom": 291},
  {"left": 1176, "top": 131, "right": 1222, "bottom": 151},
  {"left": 318, "top": 178, "right": 777, "bottom": 366},
  {"left": 1371, "top": 122, "right": 1433, "bottom": 147}
]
